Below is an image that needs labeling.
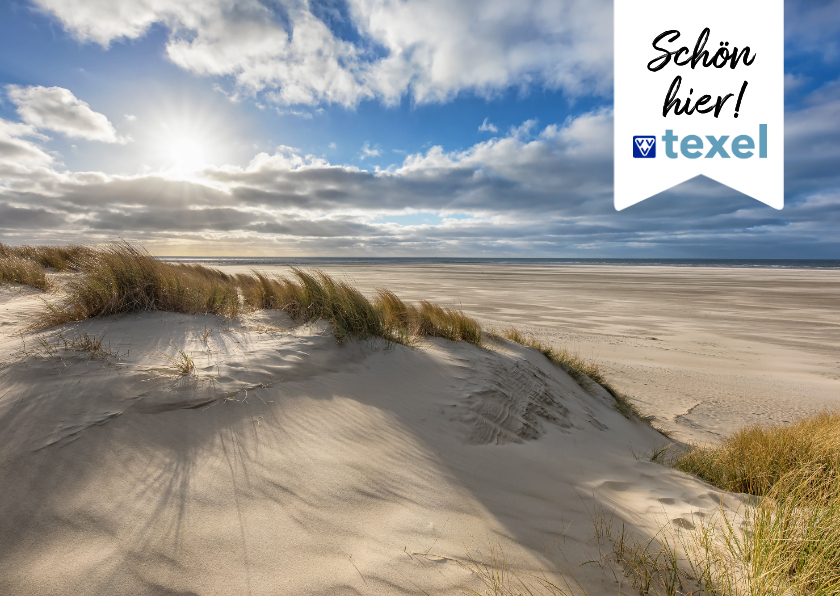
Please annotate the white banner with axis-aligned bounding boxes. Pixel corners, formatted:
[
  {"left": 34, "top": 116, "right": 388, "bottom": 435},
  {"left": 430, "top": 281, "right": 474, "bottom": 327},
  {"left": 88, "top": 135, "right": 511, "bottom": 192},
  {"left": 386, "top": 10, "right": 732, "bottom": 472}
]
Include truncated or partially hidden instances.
[{"left": 614, "top": 1, "right": 784, "bottom": 210}]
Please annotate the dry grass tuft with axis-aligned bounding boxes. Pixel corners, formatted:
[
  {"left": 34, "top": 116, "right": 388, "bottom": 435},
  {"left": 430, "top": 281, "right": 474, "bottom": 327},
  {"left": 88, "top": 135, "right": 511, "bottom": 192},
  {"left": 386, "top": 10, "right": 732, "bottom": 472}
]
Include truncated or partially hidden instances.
[
  {"left": 241, "top": 268, "right": 387, "bottom": 342},
  {"left": 35, "top": 241, "right": 241, "bottom": 329},
  {"left": 594, "top": 412, "right": 840, "bottom": 596},
  {"left": 674, "top": 411, "right": 840, "bottom": 496},
  {"left": 0, "top": 252, "right": 48, "bottom": 290},
  {"left": 375, "top": 289, "right": 482, "bottom": 345},
  {"left": 665, "top": 412, "right": 840, "bottom": 595},
  {"left": 0, "top": 242, "right": 91, "bottom": 271},
  {"left": 23, "top": 241, "right": 480, "bottom": 347},
  {"left": 18, "top": 330, "right": 123, "bottom": 362},
  {"left": 157, "top": 341, "right": 197, "bottom": 375},
  {"left": 240, "top": 270, "right": 482, "bottom": 345}
]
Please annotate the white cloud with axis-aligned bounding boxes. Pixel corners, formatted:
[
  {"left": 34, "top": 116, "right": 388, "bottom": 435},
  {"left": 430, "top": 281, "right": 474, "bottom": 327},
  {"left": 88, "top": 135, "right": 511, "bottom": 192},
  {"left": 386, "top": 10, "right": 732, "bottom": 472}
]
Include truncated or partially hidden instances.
[
  {"left": 275, "top": 108, "right": 313, "bottom": 119},
  {"left": 478, "top": 118, "right": 498, "bottom": 133},
  {"left": 32, "top": 0, "right": 612, "bottom": 107},
  {"left": 124, "top": 114, "right": 137, "bottom": 121},
  {"left": 360, "top": 142, "right": 381, "bottom": 159},
  {"left": 328, "top": 142, "right": 337, "bottom": 149},
  {"left": 0, "top": 118, "right": 54, "bottom": 167},
  {"left": 6, "top": 85, "right": 130, "bottom": 144}
]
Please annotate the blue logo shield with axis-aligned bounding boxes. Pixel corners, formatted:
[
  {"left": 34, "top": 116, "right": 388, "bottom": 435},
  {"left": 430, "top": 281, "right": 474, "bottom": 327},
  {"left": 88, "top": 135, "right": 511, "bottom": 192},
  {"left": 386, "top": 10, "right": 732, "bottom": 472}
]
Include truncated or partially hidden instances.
[{"left": 633, "top": 136, "right": 656, "bottom": 158}]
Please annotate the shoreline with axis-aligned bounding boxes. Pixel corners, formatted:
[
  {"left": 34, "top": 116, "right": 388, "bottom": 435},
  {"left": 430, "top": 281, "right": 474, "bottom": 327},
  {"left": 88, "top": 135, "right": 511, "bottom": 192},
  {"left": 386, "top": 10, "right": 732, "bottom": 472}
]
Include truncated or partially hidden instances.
[{"left": 159, "top": 257, "right": 840, "bottom": 270}]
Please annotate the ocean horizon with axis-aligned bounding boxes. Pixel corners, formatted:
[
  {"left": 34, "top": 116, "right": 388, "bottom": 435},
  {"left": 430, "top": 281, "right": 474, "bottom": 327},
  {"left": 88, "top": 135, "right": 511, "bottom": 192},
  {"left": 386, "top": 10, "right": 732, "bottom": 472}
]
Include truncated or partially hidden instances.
[{"left": 159, "top": 257, "right": 840, "bottom": 270}]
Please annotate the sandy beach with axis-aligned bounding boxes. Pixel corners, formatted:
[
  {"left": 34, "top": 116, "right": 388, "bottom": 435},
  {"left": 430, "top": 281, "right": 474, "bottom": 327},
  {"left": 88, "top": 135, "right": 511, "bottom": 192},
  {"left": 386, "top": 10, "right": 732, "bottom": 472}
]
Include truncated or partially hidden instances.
[
  {"left": 0, "top": 262, "right": 838, "bottom": 595},
  {"left": 228, "top": 263, "right": 840, "bottom": 443}
]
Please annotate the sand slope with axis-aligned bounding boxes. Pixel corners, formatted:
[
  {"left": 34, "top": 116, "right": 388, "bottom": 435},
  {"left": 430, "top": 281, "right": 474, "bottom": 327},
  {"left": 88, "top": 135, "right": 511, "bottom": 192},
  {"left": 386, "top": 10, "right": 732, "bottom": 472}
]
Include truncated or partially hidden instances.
[{"left": 0, "top": 289, "right": 742, "bottom": 595}]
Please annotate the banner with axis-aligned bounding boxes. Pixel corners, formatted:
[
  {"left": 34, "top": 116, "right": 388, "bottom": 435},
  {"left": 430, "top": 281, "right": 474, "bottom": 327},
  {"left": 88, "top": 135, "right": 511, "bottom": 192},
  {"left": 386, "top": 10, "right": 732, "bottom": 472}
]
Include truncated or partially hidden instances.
[{"left": 614, "top": 1, "right": 784, "bottom": 210}]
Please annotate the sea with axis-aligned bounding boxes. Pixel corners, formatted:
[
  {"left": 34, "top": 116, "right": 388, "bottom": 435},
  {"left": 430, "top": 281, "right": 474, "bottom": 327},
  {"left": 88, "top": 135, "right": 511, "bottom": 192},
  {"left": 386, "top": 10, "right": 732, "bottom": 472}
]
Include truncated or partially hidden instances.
[{"left": 159, "top": 257, "right": 840, "bottom": 270}]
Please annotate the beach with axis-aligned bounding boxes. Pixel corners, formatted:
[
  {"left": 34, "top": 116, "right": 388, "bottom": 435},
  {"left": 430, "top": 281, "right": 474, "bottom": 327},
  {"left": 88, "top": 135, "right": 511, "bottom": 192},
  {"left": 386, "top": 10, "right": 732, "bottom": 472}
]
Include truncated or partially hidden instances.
[
  {"left": 221, "top": 263, "right": 840, "bottom": 443},
  {"left": 1, "top": 260, "right": 838, "bottom": 595}
]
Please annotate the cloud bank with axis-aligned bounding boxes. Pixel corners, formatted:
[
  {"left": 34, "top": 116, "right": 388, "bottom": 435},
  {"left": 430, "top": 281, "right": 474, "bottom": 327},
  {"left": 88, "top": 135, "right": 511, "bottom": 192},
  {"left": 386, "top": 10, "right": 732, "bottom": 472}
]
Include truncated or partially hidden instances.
[
  {"left": 1, "top": 85, "right": 839, "bottom": 257},
  {"left": 32, "top": 0, "right": 612, "bottom": 106},
  {"left": 1, "top": 0, "right": 837, "bottom": 256}
]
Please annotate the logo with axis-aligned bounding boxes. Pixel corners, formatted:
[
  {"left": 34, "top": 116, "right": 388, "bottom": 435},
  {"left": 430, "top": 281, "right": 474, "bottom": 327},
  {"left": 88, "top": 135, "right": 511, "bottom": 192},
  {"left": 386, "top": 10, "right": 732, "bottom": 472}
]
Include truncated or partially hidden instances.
[{"left": 633, "top": 136, "right": 656, "bottom": 158}]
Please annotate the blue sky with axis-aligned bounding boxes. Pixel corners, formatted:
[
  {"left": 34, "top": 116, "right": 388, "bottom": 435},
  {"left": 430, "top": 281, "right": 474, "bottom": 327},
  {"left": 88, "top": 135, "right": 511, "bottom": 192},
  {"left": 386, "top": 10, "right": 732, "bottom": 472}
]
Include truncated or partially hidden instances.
[{"left": 0, "top": 0, "right": 839, "bottom": 256}]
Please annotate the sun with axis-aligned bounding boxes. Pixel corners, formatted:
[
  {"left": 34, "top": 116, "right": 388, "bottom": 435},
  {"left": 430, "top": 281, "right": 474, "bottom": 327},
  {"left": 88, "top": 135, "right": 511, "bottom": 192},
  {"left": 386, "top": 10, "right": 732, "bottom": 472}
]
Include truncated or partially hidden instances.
[{"left": 168, "top": 137, "right": 206, "bottom": 172}]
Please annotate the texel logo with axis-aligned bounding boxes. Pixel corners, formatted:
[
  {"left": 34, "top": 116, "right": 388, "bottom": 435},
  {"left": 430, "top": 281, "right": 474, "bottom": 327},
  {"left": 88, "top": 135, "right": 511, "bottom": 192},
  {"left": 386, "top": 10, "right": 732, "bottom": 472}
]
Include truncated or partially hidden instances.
[
  {"left": 614, "top": 0, "right": 783, "bottom": 210},
  {"left": 633, "top": 136, "right": 656, "bottom": 158}
]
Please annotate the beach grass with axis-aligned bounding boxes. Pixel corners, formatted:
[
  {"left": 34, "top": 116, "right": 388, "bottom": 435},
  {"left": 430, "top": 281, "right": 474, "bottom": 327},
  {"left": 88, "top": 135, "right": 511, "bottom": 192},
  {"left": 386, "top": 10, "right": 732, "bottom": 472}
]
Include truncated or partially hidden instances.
[
  {"left": 375, "top": 289, "right": 483, "bottom": 345},
  {"left": 672, "top": 412, "right": 840, "bottom": 595},
  {"left": 239, "top": 269, "right": 482, "bottom": 345},
  {"left": 579, "top": 413, "right": 840, "bottom": 596},
  {"left": 0, "top": 242, "right": 91, "bottom": 272},
  {"left": 674, "top": 411, "right": 840, "bottom": 496},
  {"left": 35, "top": 241, "right": 241, "bottom": 328},
  {"left": 0, "top": 251, "right": 48, "bottom": 290},
  {"left": 240, "top": 268, "right": 388, "bottom": 342},
  {"left": 604, "top": 412, "right": 840, "bottom": 596},
  {"left": 28, "top": 241, "right": 483, "bottom": 347}
]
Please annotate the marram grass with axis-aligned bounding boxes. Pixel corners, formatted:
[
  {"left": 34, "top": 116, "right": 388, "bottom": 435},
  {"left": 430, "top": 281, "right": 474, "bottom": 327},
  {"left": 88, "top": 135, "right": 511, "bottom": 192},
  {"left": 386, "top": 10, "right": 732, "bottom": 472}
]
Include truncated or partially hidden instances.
[
  {"left": 19, "top": 242, "right": 630, "bottom": 402},
  {"left": 670, "top": 412, "right": 840, "bottom": 596},
  {"left": 28, "top": 241, "right": 483, "bottom": 347},
  {"left": 675, "top": 411, "right": 840, "bottom": 496},
  {"left": 0, "top": 242, "right": 91, "bottom": 272},
  {"left": 239, "top": 269, "right": 482, "bottom": 345},
  {"left": 36, "top": 241, "right": 241, "bottom": 327},
  {"left": 0, "top": 252, "right": 48, "bottom": 290}
]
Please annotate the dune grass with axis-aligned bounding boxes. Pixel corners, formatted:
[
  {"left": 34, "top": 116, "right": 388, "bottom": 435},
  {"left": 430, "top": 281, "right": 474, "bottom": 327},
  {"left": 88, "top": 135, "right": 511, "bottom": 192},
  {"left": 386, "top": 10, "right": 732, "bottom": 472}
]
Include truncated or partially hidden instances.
[
  {"left": 375, "top": 289, "right": 483, "bottom": 345},
  {"left": 579, "top": 413, "right": 840, "bottom": 596},
  {"left": 27, "top": 241, "right": 483, "bottom": 347},
  {"left": 240, "top": 268, "right": 388, "bottom": 342},
  {"left": 660, "top": 412, "right": 840, "bottom": 595},
  {"left": 239, "top": 269, "right": 483, "bottom": 345},
  {"left": 674, "top": 411, "right": 840, "bottom": 496},
  {"left": 0, "top": 242, "right": 91, "bottom": 271},
  {"left": 36, "top": 241, "right": 241, "bottom": 328},
  {"left": 0, "top": 252, "right": 48, "bottom": 290}
]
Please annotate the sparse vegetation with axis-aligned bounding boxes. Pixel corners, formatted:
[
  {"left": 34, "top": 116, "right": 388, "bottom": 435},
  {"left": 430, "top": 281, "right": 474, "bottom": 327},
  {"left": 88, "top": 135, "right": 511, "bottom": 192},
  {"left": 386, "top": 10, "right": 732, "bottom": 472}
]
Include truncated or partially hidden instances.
[
  {"left": 20, "top": 330, "right": 123, "bottom": 362},
  {"left": 495, "top": 327, "right": 649, "bottom": 422},
  {"left": 581, "top": 413, "right": 840, "bottom": 596},
  {"left": 157, "top": 341, "right": 197, "bottom": 375},
  {"left": 496, "top": 327, "right": 612, "bottom": 390}
]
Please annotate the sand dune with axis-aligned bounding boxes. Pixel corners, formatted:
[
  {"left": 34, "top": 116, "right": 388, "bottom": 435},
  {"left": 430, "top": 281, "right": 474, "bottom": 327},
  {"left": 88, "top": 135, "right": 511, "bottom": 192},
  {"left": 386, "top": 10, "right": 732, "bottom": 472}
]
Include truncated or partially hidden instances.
[{"left": 0, "top": 283, "right": 746, "bottom": 595}]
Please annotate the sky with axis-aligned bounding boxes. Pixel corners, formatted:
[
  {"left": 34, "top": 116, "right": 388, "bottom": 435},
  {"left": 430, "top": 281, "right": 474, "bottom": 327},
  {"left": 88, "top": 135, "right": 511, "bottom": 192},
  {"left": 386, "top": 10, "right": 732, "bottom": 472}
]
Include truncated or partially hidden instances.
[{"left": 0, "top": 0, "right": 839, "bottom": 257}]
